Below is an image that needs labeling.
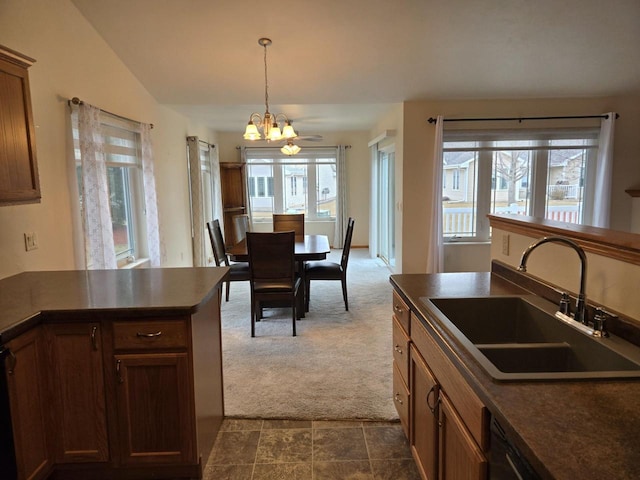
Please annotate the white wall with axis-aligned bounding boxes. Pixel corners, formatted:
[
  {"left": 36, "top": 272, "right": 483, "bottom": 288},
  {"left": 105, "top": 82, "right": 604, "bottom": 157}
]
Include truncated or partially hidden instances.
[
  {"left": 491, "top": 227, "right": 640, "bottom": 322},
  {"left": 0, "top": 0, "right": 216, "bottom": 279},
  {"left": 400, "top": 97, "right": 640, "bottom": 274},
  {"left": 215, "top": 130, "right": 371, "bottom": 248}
]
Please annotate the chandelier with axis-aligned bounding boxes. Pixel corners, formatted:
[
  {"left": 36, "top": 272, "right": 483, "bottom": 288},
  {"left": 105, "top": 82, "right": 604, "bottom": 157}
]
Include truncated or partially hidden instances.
[{"left": 243, "top": 38, "right": 299, "bottom": 151}]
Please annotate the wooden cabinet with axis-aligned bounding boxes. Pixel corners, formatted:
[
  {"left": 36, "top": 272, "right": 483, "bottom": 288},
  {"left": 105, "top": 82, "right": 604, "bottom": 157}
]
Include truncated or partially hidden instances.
[
  {"left": 410, "top": 345, "right": 439, "bottom": 480},
  {"left": 220, "top": 162, "right": 247, "bottom": 247},
  {"left": 45, "top": 323, "right": 108, "bottom": 464},
  {"left": 392, "top": 288, "right": 489, "bottom": 480},
  {"left": 111, "top": 318, "right": 195, "bottom": 465},
  {"left": 392, "top": 291, "right": 411, "bottom": 435},
  {"left": 0, "top": 45, "right": 40, "bottom": 205},
  {"left": 4, "top": 327, "right": 52, "bottom": 480},
  {"left": 438, "top": 394, "right": 487, "bottom": 480}
]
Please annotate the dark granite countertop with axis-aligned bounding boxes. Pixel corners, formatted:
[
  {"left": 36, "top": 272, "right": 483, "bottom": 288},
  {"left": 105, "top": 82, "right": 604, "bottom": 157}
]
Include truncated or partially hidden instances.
[
  {"left": 0, "top": 267, "right": 229, "bottom": 344},
  {"left": 390, "top": 272, "right": 640, "bottom": 480}
]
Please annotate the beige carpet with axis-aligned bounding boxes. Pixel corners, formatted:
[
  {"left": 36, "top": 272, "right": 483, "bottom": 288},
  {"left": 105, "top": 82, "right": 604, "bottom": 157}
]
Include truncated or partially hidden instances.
[{"left": 220, "top": 249, "right": 398, "bottom": 421}]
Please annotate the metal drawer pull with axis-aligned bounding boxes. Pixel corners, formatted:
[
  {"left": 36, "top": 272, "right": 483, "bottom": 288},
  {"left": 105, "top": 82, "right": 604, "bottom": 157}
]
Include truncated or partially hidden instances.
[
  {"left": 6, "top": 350, "right": 17, "bottom": 375},
  {"left": 136, "top": 331, "right": 162, "bottom": 338},
  {"left": 91, "top": 325, "right": 98, "bottom": 351},
  {"left": 116, "top": 360, "right": 123, "bottom": 383},
  {"left": 426, "top": 385, "right": 436, "bottom": 414},
  {"left": 394, "top": 393, "right": 403, "bottom": 405},
  {"left": 394, "top": 305, "right": 404, "bottom": 314},
  {"left": 394, "top": 344, "right": 403, "bottom": 354}
]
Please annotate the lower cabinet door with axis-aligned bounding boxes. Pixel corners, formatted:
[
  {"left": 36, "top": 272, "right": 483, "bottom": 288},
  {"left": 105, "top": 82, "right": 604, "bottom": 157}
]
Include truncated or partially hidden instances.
[
  {"left": 46, "top": 323, "right": 109, "bottom": 463},
  {"left": 114, "top": 352, "right": 196, "bottom": 465},
  {"left": 438, "top": 393, "right": 487, "bottom": 480},
  {"left": 410, "top": 345, "right": 439, "bottom": 480},
  {"left": 5, "top": 327, "right": 52, "bottom": 480}
]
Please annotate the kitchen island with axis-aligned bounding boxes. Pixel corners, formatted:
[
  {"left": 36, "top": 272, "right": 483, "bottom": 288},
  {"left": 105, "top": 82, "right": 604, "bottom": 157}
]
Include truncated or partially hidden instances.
[
  {"left": 0, "top": 267, "right": 229, "bottom": 480},
  {"left": 391, "top": 268, "right": 640, "bottom": 480}
]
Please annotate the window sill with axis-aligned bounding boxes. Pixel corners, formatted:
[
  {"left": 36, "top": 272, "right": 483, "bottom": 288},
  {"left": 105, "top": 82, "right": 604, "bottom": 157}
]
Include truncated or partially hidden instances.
[{"left": 120, "top": 257, "right": 150, "bottom": 269}]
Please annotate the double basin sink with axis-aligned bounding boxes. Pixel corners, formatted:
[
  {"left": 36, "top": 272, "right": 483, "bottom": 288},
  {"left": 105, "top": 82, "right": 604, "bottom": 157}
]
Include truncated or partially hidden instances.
[{"left": 421, "top": 295, "right": 640, "bottom": 381}]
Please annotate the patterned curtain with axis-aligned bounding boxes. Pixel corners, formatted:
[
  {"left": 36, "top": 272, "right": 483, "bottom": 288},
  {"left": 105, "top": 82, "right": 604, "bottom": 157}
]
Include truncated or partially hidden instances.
[
  {"left": 76, "top": 103, "right": 117, "bottom": 269},
  {"left": 333, "top": 145, "right": 348, "bottom": 248},
  {"left": 140, "top": 124, "right": 161, "bottom": 266}
]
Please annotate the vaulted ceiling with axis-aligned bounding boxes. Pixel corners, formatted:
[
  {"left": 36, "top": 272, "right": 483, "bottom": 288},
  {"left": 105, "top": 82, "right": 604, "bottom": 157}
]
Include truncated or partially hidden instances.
[{"left": 71, "top": 0, "right": 640, "bottom": 134}]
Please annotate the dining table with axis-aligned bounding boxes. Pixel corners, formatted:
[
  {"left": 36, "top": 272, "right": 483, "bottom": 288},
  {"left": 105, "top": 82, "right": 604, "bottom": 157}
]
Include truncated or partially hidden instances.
[{"left": 227, "top": 234, "right": 331, "bottom": 316}]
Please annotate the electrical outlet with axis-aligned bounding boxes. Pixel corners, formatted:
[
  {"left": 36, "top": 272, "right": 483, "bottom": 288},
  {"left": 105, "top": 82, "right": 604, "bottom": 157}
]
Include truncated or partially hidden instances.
[
  {"left": 501, "top": 234, "right": 510, "bottom": 256},
  {"left": 24, "top": 232, "right": 38, "bottom": 251}
]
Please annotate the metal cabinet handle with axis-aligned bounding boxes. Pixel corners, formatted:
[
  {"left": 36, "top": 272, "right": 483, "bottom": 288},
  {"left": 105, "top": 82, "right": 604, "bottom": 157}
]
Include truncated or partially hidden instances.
[
  {"left": 394, "top": 392, "right": 404, "bottom": 405},
  {"left": 426, "top": 385, "right": 436, "bottom": 414},
  {"left": 394, "top": 305, "right": 404, "bottom": 314},
  {"left": 91, "top": 325, "right": 98, "bottom": 351},
  {"left": 394, "top": 344, "right": 403, "bottom": 354},
  {"left": 116, "top": 359, "right": 123, "bottom": 383},
  {"left": 6, "top": 350, "right": 17, "bottom": 375},
  {"left": 136, "top": 331, "right": 162, "bottom": 338}
]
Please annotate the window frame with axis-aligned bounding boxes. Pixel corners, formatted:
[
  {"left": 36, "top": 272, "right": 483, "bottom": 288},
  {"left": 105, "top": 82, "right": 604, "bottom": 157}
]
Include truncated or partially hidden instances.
[
  {"left": 74, "top": 114, "right": 148, "bottom": 267},
  {"left": 442, "top": 128, "right": 599, "bottom": 242},
  {"left": 245, "top": 147, "right": 338, "bottom": 222}
]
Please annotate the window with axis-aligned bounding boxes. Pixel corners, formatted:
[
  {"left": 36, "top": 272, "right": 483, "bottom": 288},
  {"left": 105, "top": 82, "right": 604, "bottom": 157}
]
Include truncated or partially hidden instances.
[
  {"left": 245, "top": 147, "right": 338, "bottom": 222},
  {"left": 74, "top": 116, "right": 148, "bottom": 267},
  {"left": 442, "top": 129, "right": 599, "bottom": 241}
]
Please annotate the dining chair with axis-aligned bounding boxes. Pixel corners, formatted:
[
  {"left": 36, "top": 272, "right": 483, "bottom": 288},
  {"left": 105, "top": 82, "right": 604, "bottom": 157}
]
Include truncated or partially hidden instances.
[
  {"left": 247, "top": 231, "right": 302, "bottom": 337},
  {"left": 207, "top": 220, "right": 250, "bottom": 302},
  {"left": 273, "top": 213, "right": 305, "bottom": 236},
  {"left": 305, "top": 217, "right": 355, "bottom": 311},
  {"left": 233, "top": 214, "right": 251, "bottom": 243}
]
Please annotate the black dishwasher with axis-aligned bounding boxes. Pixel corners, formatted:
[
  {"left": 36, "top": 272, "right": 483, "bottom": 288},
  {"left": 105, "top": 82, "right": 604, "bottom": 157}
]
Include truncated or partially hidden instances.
[
  {"left": 0, "top": 347, "right": 18, "bottom": 479},
  {"left": 490, "top": 416, "right": 540, "bottom": 480}
]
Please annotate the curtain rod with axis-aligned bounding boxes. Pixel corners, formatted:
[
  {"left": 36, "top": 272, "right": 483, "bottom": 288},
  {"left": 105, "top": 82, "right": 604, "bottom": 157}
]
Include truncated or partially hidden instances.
[
  {"left": 427, "top": 113, "right": 619, "bottom": 124},
  {"left": 69, "top": 97, "right": 154, "bottom": 129},
  {"left": 187, "top": 136, "right": 215, "bottom": 148}
]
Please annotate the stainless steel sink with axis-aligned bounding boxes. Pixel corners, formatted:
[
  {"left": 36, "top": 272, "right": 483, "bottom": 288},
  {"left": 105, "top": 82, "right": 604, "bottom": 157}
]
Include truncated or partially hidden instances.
[{"left": 421, "top": 295, "right": 640, "bottom": 381}]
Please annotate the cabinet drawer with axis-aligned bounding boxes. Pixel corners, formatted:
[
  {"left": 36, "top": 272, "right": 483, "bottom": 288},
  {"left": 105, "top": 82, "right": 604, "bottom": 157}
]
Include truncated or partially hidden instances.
[
  {"left": 392, "top": 316, "right": 410, "bottom": 385},
  {"left": 113, "top": 319, "right": 189, "bottom": 350},
  {"left": 411, "top": 313, "right": 489, "bottom": 451},
  {"left": 392, "top": 290, "right": 410, "bottom": 334},
  {"left": 393, "top": 362, "right": 409, "bottom": 436}
]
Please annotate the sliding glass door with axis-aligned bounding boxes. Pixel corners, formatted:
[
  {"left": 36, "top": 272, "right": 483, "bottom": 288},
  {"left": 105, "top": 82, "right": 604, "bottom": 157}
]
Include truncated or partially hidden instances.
[{"left": 377, "top": 149, "right": 395, "bottom": 266}]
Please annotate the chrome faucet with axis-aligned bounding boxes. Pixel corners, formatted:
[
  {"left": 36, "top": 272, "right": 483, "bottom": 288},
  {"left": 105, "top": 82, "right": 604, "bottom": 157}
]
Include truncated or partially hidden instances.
[{"left": 518, "top": 236, "right": 588, "bottom": 325}]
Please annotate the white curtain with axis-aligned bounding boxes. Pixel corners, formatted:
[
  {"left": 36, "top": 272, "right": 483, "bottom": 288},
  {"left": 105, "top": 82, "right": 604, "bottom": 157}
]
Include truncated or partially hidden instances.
[
  {"left": 593, "top": 112, "right": 616, "bottom": 228},
  {"left": 187, "top": 136, "right": 207, "bottom": 267},
  {"left": 426, "top": 115, "right": 444, "bottom": 273},
  {"left": 368, "top": 143, "right": 379, "bottom": 259},
  {"left": 211, "top": 147, "right": 223, "bottom": 228},
  {"left": 76, "top": 103, "right": 117, "bottom": 269},
  {"left": 239, "top": 147, "right": 253, "bottom": 226},
  {"left": 140, "top": 124, "right": 161, "bottom": 266},
  {"left": 333, "top": 145, "right": 348, "bottom": 248}
]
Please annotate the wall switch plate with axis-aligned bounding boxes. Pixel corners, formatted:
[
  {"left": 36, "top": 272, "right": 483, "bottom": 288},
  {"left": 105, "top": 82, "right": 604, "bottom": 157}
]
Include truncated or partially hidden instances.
[
  {"left": 24, "top": 232, "right": 38, "bottom": 251},
  {"left": 502, "top": 234, "right": 510, "bottom": 255}
]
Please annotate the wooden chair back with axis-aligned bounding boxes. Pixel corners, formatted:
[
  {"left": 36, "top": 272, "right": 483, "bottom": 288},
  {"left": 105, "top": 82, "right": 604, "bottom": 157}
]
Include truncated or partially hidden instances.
[
  {"left": 207, "top": 220, "right": 230, "bottom": 267},
  {"left": 341, "top": 217, "right": 356, "bottom": 270},
  {"left": 233, "top": 214, "right": 251, "bottom": 242},
  {"left": 273, "top": 213, "right": 305, "bottom": 236},
  {"left": 247, "top": 231, "right": 296, "bottom": 284}
]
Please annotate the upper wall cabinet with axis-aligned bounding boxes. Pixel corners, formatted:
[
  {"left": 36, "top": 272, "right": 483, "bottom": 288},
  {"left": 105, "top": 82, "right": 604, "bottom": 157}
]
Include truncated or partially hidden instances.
[{"left": 0, "top": 45, "right": 40, "bottom": 205}]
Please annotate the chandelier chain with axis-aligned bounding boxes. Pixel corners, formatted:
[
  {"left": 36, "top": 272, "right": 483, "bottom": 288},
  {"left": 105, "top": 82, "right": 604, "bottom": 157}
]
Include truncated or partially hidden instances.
[{"left": 263, "top": 41, "right": 270, "bottom": 114}]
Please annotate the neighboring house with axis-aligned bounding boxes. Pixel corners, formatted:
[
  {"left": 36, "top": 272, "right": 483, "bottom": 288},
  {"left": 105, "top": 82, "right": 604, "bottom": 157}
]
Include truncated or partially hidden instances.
[{"left": 443, "top": 149, "right": 586, "bottom": 205}]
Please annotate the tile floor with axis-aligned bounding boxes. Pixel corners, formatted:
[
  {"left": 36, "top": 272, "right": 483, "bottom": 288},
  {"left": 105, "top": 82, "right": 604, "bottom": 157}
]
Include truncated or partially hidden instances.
[{"left": 204, "top": 418, "right": 421, "bottom": 480}]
